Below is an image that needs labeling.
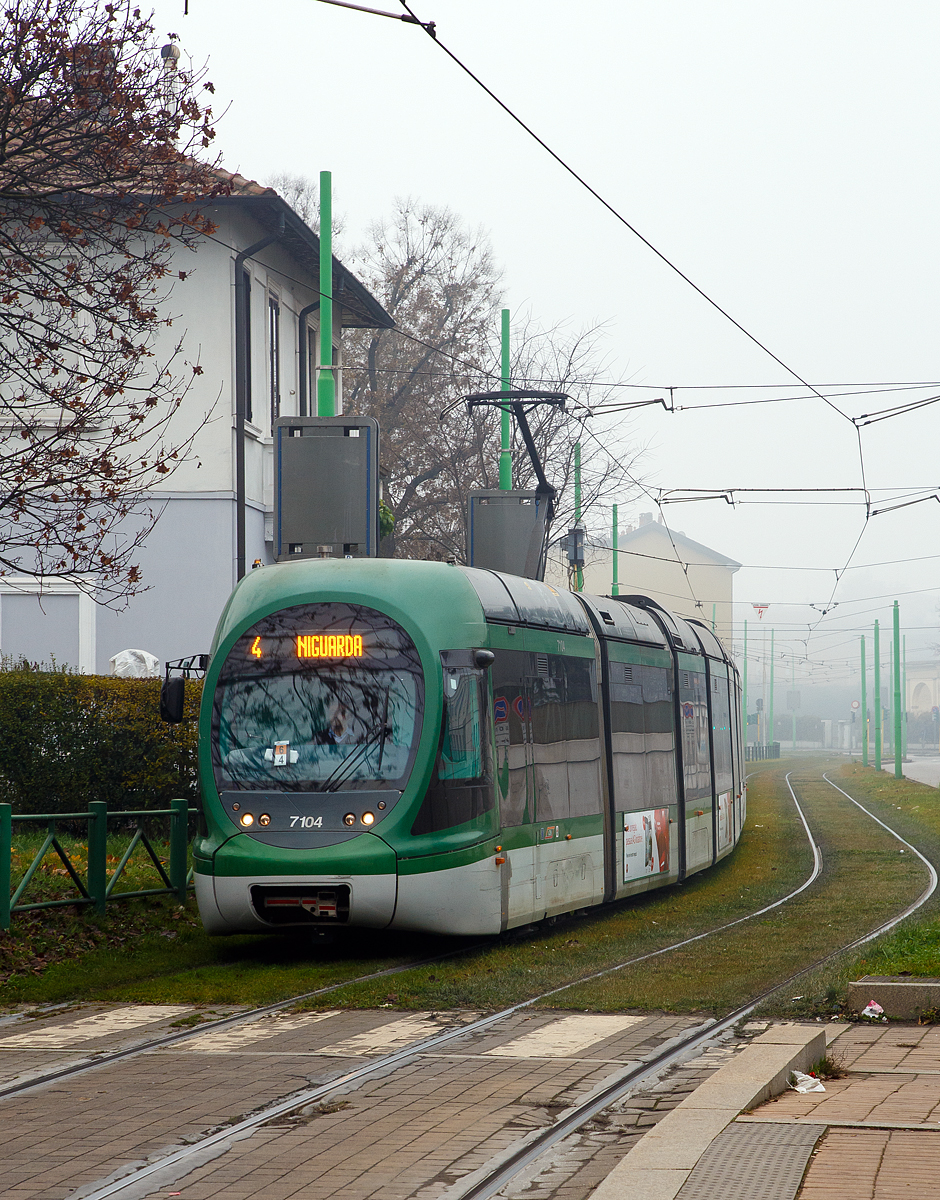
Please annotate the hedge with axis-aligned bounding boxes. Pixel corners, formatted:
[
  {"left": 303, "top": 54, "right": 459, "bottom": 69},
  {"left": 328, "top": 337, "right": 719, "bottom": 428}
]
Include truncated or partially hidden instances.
[{"left": 0, "top": 667, "right": 202, "bottom": 814}]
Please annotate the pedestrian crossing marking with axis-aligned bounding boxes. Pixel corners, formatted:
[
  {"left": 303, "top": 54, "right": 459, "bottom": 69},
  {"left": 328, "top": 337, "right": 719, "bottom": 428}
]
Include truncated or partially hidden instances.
[
  {"left": 181, "top": 1011, "right": 341, "bottom": 1053},
  {"left": 317, "top": 1013, "right": 453, "bottom": 1057},
  {"left": 0, "top": 1006, "right": 191, "bottom": 1049},
  {"left": 485, "top": 1014, "right": 644, "bottom": 1058}
]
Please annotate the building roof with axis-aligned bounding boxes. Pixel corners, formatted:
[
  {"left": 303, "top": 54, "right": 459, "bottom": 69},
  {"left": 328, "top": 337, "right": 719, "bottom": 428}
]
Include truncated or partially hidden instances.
[
  {"left": 616, "top": 522, "right": 742, "bottom": 571},
  {"left": 212, "top": 171, "right": 393, "bottom": 331}
]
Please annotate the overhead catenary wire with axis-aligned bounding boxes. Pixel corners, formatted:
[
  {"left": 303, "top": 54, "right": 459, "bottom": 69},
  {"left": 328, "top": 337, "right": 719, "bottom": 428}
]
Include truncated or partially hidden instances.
[
  {"left": 222, "top": 11, "right": 939, "bottom": 638},
  {"left": 383, "top": 0, "right": 896, "bottom": 621},
  {"left": 394, "top": 0, "right": 855, "bottom": 425}
]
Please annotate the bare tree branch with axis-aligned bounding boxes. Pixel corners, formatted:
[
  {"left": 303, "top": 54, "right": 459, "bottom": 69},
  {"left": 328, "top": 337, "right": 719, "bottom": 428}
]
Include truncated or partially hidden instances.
[{"left": 0, "top": 0, "right": 225, "bottom": 601}]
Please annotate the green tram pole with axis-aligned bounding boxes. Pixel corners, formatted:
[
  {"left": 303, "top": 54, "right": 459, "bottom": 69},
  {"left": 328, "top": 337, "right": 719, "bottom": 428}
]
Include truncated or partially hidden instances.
[
  {"left": 893, "top": 601, "right": 903, "bottom": 779},
  {"left": 499, "top": 309, "right": 512, "bottom": 489},
  {"left": 611, "top": 504, "right": 619, "bottom": 596},
  {"left": 769, "top": 629, "right": 775, "bottom": 752},
  {"left": 791, "top": 656, "right": 796, "bottom": 752},
  {"left": 574, "top": 442, "right": 583, "bottom": 592},
  {"left": 874, "top": 620, "right": 882, "bottom": 772},
  {"left": 317, "top": 170, "right": 335, "bottom": 417},
  {"left": 742, "top": 620, "right": 748, "bottom": 746},
  {"left": 903, "top": 635, "right": 908, "bottom": 760},
  {"left": 861, "top": 634, "right": 868, "bottom": 766}
]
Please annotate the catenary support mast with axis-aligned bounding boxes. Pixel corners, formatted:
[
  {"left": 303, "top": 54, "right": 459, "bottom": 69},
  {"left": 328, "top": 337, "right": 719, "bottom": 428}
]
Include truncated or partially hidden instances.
[{"left": 317, "top": 170, "right": 335, "bottom": 416}]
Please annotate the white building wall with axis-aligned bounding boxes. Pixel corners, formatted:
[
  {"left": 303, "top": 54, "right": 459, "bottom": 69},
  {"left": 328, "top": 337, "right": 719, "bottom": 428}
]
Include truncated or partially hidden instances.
[{"left": 0, "top": 201, "right": 356, "bottom": 673}]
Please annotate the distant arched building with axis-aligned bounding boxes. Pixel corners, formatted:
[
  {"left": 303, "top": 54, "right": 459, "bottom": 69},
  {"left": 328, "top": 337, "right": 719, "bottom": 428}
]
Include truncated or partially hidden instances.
[{"left": 908, "top": 660, "right": 940, "bottom": 714}]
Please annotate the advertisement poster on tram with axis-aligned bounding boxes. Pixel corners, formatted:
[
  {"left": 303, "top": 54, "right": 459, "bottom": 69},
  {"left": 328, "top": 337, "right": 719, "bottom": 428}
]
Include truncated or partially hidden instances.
[{"left": 623, "top": 808, "right": 670, "bottom": 881}]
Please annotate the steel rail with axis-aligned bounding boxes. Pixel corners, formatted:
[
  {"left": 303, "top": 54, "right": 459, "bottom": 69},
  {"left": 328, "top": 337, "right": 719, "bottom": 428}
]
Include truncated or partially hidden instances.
[
  {"left": 0, "top": 777, "right": 768, "bottom": 1101},
  {"left": 822, "top": 771, "right": 939, "bottom": 937},
  {"left": 454, "top": 769, "right": 940, "bottom": 1200},
  {"left": 0, "top": 946, "right": 484, "bottom": 1100},
  {"left": 22, "top": 765, "right": 933, "bottom": 1200},
  {"left": 70, "top": 770, "right": 826, "bottom": 1200}
]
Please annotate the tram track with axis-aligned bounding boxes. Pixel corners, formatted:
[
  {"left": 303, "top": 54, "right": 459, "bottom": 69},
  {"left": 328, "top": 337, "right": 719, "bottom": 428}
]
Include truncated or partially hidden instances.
[
  {"left": 0, "top": 768, "right": 790, "bottom": 1102},
  {"left": 0, "top": 769, "right": 802, "bottom": 1105},
  {"left": 6, "top": 763, "right": 936, "bottom": 1200},
  {"left": 0, "top": 946, "right": 487, "bottom": 1101},
  {"left": 66, "top": 763, "right": 938, "bottom": 1200}
]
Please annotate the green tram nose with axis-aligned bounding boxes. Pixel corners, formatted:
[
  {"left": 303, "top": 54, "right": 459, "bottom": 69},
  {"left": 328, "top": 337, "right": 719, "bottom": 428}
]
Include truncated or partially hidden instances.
[{"left": 198, "top": 821, "right": 398, "bottom": 934}]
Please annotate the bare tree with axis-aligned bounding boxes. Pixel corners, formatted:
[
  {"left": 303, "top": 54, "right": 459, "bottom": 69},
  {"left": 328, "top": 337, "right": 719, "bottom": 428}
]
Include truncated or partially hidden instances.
[
  {"left": 263, "top": 171, "right": 347, "bottom": 241},
  {"left": 344, "top": 199, "right": 503, "bottom": 560},
  {"left": 0, "top": 0, "right": 224, "bottom": 601},
  {"left": 342, "top": 199, "right": 643, "bottom": 563}
]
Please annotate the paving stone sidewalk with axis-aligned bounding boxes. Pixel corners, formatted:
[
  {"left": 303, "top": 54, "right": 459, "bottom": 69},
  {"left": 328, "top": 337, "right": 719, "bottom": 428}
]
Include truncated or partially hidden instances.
[
  {"left": 0, "top": 1006, "right": 703, "bottom": 1200},
  {"left": 745, "top": 1022, "right": 940, "bottom": 1199}
]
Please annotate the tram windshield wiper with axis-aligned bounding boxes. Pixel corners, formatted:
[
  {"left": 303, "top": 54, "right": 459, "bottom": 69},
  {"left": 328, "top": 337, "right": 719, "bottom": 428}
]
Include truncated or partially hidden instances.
[{"left": 320, "top": 690, "right": 392, "bottom": 793}]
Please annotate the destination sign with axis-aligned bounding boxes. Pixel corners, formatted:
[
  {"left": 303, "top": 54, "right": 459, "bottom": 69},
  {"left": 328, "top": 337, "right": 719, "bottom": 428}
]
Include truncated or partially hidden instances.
[{"left": 296, "top": 633, "right": 364, "bottom": 659}]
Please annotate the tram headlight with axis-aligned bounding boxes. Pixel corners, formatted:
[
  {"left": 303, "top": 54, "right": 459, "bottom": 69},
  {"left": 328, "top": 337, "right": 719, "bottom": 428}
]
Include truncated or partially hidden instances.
[
  {"left": 343, "top": 813, "right": 356, "bottom": 826},
  {"left": 258, "top": 814, "right": 271, "bottom": 827},
  {"left": 240, "top": 813, "right": 255, "bottom": 827},
  {"left": 361, "top": 812, "right": 375, "bottom": 826}
]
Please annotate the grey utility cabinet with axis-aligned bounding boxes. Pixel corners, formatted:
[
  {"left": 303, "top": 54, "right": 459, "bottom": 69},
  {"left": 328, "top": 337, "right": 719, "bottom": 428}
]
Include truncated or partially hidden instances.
[
  {"left": 273, "top": 416, "right": 379, "bottom": 561},
  {"left": 467, "top": 489, "right": 546, "bottom": 579}
]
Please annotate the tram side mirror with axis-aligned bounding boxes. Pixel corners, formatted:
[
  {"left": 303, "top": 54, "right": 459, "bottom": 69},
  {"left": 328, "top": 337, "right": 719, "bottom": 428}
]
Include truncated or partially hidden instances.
[
  {"left": 160, "top": 675, "right": 186, "bottom": 724},
  {"left": 474, "top": 649, "right": 495, "bottom": 670}
]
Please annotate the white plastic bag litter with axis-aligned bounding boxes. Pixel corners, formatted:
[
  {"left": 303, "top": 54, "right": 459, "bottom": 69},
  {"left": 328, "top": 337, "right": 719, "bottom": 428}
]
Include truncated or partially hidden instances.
[
  {"left": 789, "top": 1070, "right": 826, "bottom": 1094},
  {"left": 861, "top": 1000, "right": 887, "bottom": 1021},
  {"left": 109, "top": 648, "right": 160, "bottom": 678}
]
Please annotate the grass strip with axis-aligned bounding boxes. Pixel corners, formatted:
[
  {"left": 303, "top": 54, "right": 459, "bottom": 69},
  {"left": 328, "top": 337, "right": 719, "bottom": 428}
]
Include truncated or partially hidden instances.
[
  {"left": 756, "top": 760, "right": 940, "bottom": 1019},
  {"left": 294, "top": 758, "right": 834, "bottom": 1013},
  {"left": 9, "top": 757, "right": 930, "bottom": 1016}
]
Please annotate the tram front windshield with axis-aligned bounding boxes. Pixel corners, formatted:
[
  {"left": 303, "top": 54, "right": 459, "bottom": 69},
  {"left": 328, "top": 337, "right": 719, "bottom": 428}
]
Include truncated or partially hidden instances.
[{"left": 212, "top": 603, "right": 424, "bottom": 792}]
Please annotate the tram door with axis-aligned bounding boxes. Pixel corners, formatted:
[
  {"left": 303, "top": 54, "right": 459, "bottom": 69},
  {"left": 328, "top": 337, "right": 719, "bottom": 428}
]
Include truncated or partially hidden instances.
[
  {"left": 491, "top": 648, "right": 538, "bottom": 925},
  {"left": 678, "top": 663, "right": 714, "bottom": 874}
]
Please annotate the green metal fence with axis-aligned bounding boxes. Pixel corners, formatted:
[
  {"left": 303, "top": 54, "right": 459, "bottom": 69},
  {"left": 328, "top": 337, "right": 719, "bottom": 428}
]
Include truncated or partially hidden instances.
[{"left": 1, "top": 799, "right": 196, "bottom": 930}]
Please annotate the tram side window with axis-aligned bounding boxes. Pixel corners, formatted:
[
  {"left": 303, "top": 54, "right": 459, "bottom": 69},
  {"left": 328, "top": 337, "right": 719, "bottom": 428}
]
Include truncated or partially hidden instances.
[
  {"left": 562, "top": 654, "right": 602, "bottom": 819},
  {"left": 711, "top": 672, "right": 733, "bottom": 793},
  {"left": 609, "top": 662, "right": 676, "bottom": 812},
  {"left": 529, "top": 654, "right": 570, "bottom": 822},
  {"left": 438, "top": 669, "right": 483, "bottom": 780},
  {"left": 528, "top": 652, "right": 601, "bottom": 821},
  {"left": 411, "top": 667, "right": 494, "bottom": 835},
  {"left": 680, "top": 668, "right": 712, "bottom": 803}
]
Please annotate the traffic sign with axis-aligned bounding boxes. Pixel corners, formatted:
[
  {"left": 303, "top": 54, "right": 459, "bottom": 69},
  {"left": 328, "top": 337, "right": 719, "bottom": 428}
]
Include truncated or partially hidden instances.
[{"left": 851, "top": 700, "right": 860, "bottom": 710}]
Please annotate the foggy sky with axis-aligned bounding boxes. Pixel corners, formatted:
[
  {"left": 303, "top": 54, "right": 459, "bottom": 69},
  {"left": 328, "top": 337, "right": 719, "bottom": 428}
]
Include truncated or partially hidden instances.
[{"left": 151, "top": 0, "right": 940, "bottom": 704}]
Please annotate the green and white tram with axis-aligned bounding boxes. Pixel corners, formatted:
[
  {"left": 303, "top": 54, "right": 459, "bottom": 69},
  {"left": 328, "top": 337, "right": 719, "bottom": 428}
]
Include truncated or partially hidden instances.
[{"left": 191, "top": 558, "right": 744, "bottom": 936}]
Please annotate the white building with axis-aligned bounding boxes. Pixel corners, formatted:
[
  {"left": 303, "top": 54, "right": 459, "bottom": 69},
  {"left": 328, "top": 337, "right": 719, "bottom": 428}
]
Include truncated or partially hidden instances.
[{"left": 0, "top": 174, "right": 392, "bottom": 671}]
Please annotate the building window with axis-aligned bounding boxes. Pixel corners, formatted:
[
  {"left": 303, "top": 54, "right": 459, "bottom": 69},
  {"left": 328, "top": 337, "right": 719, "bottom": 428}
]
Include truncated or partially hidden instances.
[
  {"left": 268, "top": 294, "right": 280, "bottom": 425},
  {"left": 243, "top": 270, "right": 252, "bottom": 423}
]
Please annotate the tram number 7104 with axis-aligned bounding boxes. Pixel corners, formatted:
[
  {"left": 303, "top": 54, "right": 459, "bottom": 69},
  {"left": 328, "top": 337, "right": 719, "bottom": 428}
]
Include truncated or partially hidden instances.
[{"left": 290, "top": 815, "right": 323, "bottom": 829}]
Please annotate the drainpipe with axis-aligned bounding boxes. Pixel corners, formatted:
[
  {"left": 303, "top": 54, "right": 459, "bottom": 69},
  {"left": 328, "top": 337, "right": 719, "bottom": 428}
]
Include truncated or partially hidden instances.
[
  {"left": 297, "top": 300, "right": 320, "bottom": 417},
  {"left": 234, "top": 217, "right": 283, "bottom": 581}
]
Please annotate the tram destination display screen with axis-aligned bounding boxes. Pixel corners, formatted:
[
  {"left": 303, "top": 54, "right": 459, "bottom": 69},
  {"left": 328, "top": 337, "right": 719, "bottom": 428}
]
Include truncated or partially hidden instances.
[{"left": 213, "top": 602, "right": 424, "bottom": 793}]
